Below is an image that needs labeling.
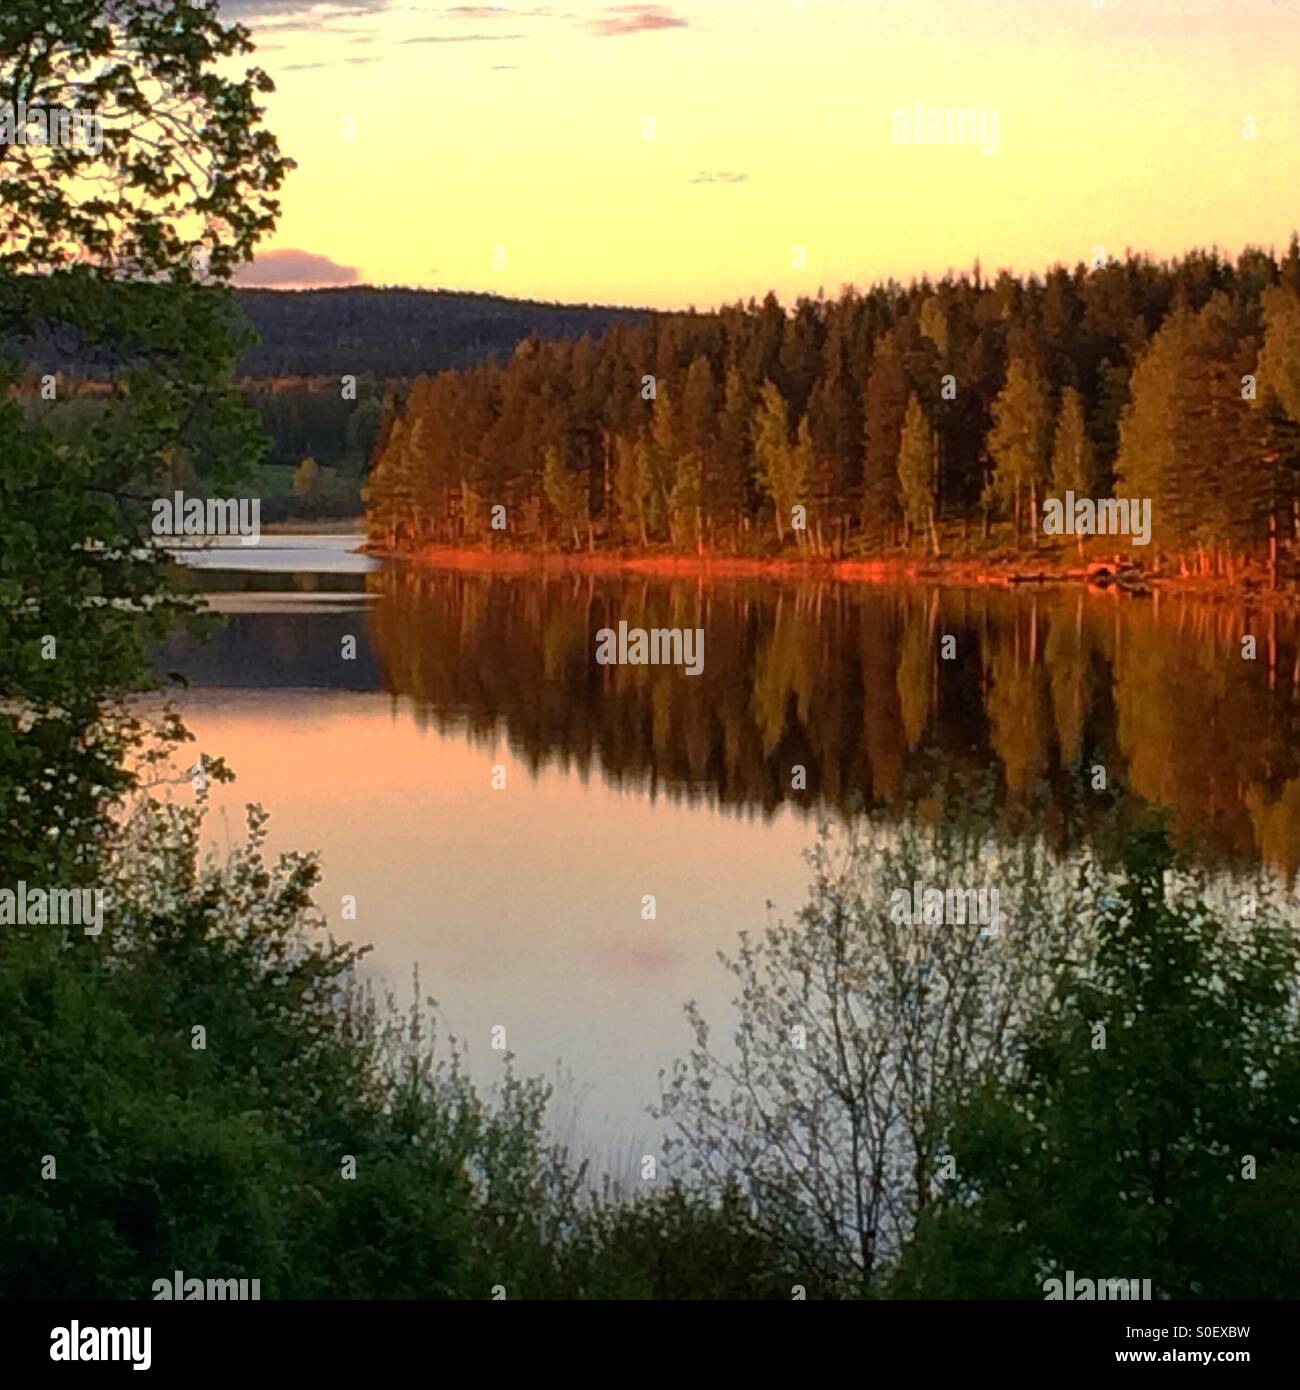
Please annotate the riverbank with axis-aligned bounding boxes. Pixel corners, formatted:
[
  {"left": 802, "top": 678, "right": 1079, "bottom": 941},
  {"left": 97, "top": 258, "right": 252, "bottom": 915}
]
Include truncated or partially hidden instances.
[
  {"left": 364, "top": 538, "right": 1300, "bottom": 607},
  {"left": 262, "top": 516, "right": 365, "bottom": 536}
]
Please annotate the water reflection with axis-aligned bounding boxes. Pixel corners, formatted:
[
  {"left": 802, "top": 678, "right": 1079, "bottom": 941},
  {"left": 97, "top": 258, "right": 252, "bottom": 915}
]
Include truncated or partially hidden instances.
[
  {"left": 154, "top": 556, "right": 1300, "bottom": 1150},
  {"left": 361, "top": 569, "right": 1300, "bottom": 875}
]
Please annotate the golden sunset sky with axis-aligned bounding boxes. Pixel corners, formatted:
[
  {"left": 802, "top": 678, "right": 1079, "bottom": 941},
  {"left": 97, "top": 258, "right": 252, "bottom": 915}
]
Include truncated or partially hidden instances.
[{"left": 224, "top": 0, "right": 1300, "bottom": 309}]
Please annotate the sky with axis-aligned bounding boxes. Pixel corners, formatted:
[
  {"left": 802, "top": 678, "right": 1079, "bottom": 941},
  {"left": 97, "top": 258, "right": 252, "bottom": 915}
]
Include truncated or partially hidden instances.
[{"left": 221, "top": 0, "right": 1300, "bottom": 309}]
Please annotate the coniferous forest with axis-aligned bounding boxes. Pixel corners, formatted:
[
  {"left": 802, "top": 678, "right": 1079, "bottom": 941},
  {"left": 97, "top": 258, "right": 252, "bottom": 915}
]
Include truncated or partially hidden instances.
[{"left": 367, "top": 244, "right": 1300, "bottom": 585}]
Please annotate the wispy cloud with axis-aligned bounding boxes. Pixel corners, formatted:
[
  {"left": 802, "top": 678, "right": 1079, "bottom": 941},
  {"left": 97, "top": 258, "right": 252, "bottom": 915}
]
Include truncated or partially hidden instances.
[
  {"left": 221, "top": 1, "right": 389, "bottom": 18},
  {"left": 404, "top": 31, "right": 527, "bottom": 42},
  {"left": 586, "top": 4, "right": 688, "bottom": 37},
  {"left": 233, "top": 249, "right": 360, "bottom": 288},
  {"left": 444, "top": 5, "right": 576, "bottom": 17},
  {"left": 226, "top": 1, "right": 391, "bottom": 37},
  {"left": 690, "top": 171, "right": 748, "bottom": 184},
  {"left": 281, "top": 56, "right": 382, "bottom": 69}
]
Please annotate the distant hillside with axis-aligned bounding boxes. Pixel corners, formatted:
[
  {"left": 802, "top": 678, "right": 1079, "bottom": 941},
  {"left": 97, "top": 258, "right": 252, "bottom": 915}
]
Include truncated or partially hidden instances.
[
  {"left": 232, "top": 286, "right": 649, "bottom": 378},
  {"left": 2, "top": 283, "right": 649, "bottom": 381}
]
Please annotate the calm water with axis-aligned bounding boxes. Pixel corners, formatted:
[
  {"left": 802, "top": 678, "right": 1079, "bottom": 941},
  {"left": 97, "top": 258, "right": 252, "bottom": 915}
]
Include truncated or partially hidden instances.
[{"left": 158, "top": 536, "right": 1300, "bottom": 1155}]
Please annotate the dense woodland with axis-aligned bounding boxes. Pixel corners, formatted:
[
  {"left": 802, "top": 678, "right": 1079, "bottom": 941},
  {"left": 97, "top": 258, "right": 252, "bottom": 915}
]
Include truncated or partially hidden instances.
[
  {"left": 239, "top": 377, "right": 387, "bottom": 469},
  {"left": 366, "top": 242, "right": 1300, "bottom": 580}
]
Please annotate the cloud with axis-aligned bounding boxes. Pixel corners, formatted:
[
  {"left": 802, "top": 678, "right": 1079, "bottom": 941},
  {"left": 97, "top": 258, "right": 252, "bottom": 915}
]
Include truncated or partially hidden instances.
[
  {"left": 586, "top": 4, "right": 687, "bottom": 37},
  {"left": 221, "top": 1, "right": 388, "bottom": 17},
  {"left": 281, "top": 56, "right": 382, "bottom": 69},
  {"left": 404, "top": 31, "right": 527, "bottom": 42},
  {"left": 224, "top": 1, "right": 390, "bottom": 37},
  {"left": 444, "top": 4, "right": 576, "bottom": 16},
  {"left": 690, "top": 171, "right": 749, "bottom": 184},
  {"left": 233, "top": 249, "right": 360, "bottom": 288}
]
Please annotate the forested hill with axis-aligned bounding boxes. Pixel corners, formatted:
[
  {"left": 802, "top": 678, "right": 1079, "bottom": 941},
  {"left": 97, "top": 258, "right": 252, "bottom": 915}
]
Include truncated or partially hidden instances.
[
  {"left": 0, "top": 284, "right": 647, "bottom": 380},
  {"left": 232, "top": 286, "right": 649, "bottom": 377}
]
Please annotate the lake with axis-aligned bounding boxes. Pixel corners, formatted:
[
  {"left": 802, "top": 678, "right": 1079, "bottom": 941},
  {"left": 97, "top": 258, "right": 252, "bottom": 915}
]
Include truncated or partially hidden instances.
[{"left": 157, "top": 535, "right": 1300, "bottom": 1162}]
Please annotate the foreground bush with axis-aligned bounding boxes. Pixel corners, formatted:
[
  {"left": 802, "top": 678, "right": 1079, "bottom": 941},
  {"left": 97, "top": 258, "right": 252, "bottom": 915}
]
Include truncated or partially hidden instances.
[{"left": 891, "top": 825, "right": 1300, "bottom": 1299}]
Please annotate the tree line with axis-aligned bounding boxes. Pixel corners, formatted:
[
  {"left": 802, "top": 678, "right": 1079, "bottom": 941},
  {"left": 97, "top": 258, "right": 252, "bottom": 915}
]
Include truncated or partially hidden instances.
[{"left": 366, "top": 242, "right": 1300, "bottom": 582}]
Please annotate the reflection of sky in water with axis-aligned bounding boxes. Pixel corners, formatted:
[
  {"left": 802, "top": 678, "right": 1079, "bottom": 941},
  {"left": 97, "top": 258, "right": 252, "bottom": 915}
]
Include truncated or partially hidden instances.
[
  {"left": 201, "top": 593, "right": 380, "bottom": 614},
  {"left": 163, "top": 687, "right": 812, "bottom": 1169},
  {"left": 163, "top": 534, "right": 379, "bottom": 574}
]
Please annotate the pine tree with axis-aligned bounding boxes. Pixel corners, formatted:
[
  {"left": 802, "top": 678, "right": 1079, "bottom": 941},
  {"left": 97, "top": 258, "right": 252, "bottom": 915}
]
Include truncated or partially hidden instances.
[
  {"left": 648, "top": 386, "right": 678, "bottom": 543},
  {"left": 679, "top": 356, "right": 715, "bottom": 545},
  {"left": 1253, "top": 285, "right": 1300, "bottom": 585},
  {"left": 1049, "top": 387, "right": 1094, "bottom": 555},
  {"left": 362, "top": 415, "right": 417, "bottom": 548},
  {"left": 987, "top": 356, "right": 1052, "bottom": 547},
  {"left": 668, "top": 455, "right": 703, "bottom": 551},
  {"left": 753, "top": 380, "right": 794, "bottom": 545},
  {"left": 717, "top": 365, "right": 753, "bottom": 541},
  {"left": 897, "top": 393, "right": 939, "bottom": 555},
  {"left": 1259, "top": 285, "right": 1300, "bottom": 424},
  {"left": 863, "top": 330, "right": 909, "bottom": 544},
  {"left": 1116, "top": 309, "right": 1202, "bottom": 565},
  {"left": 789, "top": 417, "right": 814, "bottom": 548},
  {"left": 612, "top": 435, "right": 650, "bottom": 545},
  {"left": 808, "top": 320, "right": 864, "bottom": 553},
  {"left": 542, "top": 445, "right": 586, "bottom": 549}
]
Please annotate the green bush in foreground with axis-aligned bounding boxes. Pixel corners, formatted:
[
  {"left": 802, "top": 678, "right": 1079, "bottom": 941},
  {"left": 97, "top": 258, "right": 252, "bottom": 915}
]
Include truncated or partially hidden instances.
[
  {"left": 0, "top": 790, "right": 796, "bottom": 1299},
  {"left": 892, "top": 826, "right": 1300, "bottom": 1300},
  {"left": 3, "top": 791, "right": 1297, "bottom": 1299}
]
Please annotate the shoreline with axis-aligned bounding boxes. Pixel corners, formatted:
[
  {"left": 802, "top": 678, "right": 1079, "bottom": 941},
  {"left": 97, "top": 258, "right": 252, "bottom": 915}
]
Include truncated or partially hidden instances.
[
  {"left": 261, "top": 516, "right": 365, "bottom": 536},
  {"left": 362, "top": 540, "right": 1300, "bottom": 608}
]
